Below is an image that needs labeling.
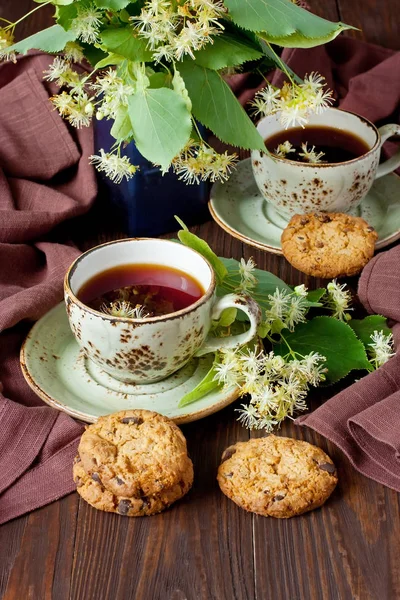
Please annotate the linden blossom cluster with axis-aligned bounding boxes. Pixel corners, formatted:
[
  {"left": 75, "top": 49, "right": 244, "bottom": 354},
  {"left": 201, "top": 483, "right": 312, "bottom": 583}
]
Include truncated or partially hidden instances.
[
  {"left": 209, "top": 259, "right": 395, "bottom": 432},
  {"left": 250, "top": 73, "right": 334, "bottom": 129},
  {"left": 130, "top": 0, "right": 227, "bottom": 62}
]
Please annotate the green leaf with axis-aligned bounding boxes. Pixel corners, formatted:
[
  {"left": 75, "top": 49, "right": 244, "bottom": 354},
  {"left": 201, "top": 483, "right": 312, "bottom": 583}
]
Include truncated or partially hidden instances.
[
  {"left": 81, "top": 43, "right": 108, "bottom": 67},
  {"left": 217, "top": 307, "right": 238, "bottom": 328},
  {"left": 7, "top": 25, "right": 76, "bottom": 54},
  {"left": 218, "top": 257, "right": 291, "bottom": 316},
  {"left": 194, "top": 32, "right": 262, "bottom": 70},
  {"left": 128, "top": 87, "right": 191, "bottom": 171},
  {"left": 306, "top": 288, "right": 325, "bottom": 304},
  {"left": 178, "top": 355, "right": 222, "bottom": 407},
  {"left": 56, "top": 3, "right": 78, "bottom": 30},
  {"left": 349, "top": 316, "right": 392, "bottom": 349},
  {"left": 178, "top": 61, "right": 265, "bottom": 151},
  {"left": 100, "top": 27, "right": 152, "bottom": 62},
  {"left": 110, "top": 106, "right": 134, "bottom": 141},
  {"left": 95, "top": 53, "right": 126, "bottom": 68},
  {"left": 258, "top": 39, "right": 302, "bottom": 83},
  {"left": 94, "top": 0, "right": 131, "bottom": 9},
  {"left": 177, "top": 230, "right": 228, "bottom": 285},
  {"left": 149, "top": 71, "right": 172, "bottom": 89},
  {"left": 224, "top": 0, "right": 355, "bottom": 48},
  {"left": 275, "top": 316, "right": 372, "bottom": 383}
]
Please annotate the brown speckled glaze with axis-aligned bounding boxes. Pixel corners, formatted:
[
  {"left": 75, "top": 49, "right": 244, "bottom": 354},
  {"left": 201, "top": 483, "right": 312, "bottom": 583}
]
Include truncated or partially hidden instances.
[
  {"left": 64, "top": 239, "right": 261, "bottom": 384},
  {"left": 251, "top": 109, "right": 400, "bottom": 219}
]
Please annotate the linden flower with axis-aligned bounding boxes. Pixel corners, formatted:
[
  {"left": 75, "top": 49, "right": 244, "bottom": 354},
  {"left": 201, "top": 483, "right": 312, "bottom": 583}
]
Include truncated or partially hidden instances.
[
  {"left": 298, "top": 143, "right": 326, "bottom": 164},
  {"left": 368, "top": 331, "right": 395, "bottom": 368},
  {"left": 171, "top": 141, "right": 237, "bottom": 184},
  {"left": 131, "top": 0, "right": 224, "bottom": 62},
  {"left": 0, "top": 27, "right": 16, "bottom": 63},
  {"left": 265, "top": 289, "right": 291, "bottom": 323},
  {"left": 43, "top": 57, "right": 81, "bottom": 88},
  {"left": 89, "top": 149, "right": 138, "bottom": 184},
  {"left": 274, "top": 141, "right": 295, "bottom": 158},
  {"left": 63, "top": 41, "right": 85, "bottom": 63},
  {"left": 325, "top": 280, "right": 353, "bottom": 321},
  {"left": 216, "top": 347, "right": 326, "bottom": 431},
  {"left": 51, "top": 91, "right": 94, "bottom": 128},
  {"left": 250, "top": 86, "right": 280, "bottom": 118},
  {"left": 250, "top": 73, "right": 333, "bottom": 129},
  {"left": 100, "top": 301, "right": 150, "bottom": 319},
  {"left": 238, "top": 257, "right": 258, "bottom": 291},
  {"left": 71, "top": 4, "right": 103, "bottom": 44},
  {"left": 93, "top": 71, "right": 135, "bottom": 119}
]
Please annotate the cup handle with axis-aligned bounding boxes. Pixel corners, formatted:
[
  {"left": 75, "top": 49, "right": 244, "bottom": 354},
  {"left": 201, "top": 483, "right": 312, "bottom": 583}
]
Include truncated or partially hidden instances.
[
  {"left": 375, "top": 124, "right": 400, "bottom": 179},
  {"left": 195, "top": 293, "right": 262, "bottom": 357}
]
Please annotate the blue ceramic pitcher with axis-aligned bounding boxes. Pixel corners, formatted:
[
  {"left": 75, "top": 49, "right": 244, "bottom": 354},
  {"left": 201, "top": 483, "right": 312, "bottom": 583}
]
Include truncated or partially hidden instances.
[{"left": 94, "top": 119, "right": 210, "bottom": 237}]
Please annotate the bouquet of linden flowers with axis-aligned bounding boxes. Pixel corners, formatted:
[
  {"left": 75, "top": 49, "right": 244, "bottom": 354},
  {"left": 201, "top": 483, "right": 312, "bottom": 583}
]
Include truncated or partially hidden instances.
[
  {"left": 1, "top": 0, "right": 353, "bottom": 184},
  {"left": 176, "top": 225, "right": 395, "bottom": 432}
]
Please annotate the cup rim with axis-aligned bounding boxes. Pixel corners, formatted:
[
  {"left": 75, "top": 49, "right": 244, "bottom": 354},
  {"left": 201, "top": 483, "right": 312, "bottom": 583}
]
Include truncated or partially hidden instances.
[
  {"left": 254, "top": 107, "right": 380, "bottom": 168},
  {"left": 64, "top": 237, "right": 216, "bottom": 324}
]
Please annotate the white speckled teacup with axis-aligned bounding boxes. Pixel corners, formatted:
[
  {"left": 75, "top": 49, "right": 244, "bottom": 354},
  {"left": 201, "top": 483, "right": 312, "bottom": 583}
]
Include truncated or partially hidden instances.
[
  {"left": 251, "top": 107, "right": 400, "bottom": 219},
  {"left": 64, "top": 239, "right": 261, "bottom": 384}
]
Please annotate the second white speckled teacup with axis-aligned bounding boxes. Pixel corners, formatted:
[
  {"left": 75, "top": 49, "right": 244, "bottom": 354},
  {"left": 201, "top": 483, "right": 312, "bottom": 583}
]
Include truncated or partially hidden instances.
[{"left": 251, "top": 107, "right": 400, "bottom": 219}]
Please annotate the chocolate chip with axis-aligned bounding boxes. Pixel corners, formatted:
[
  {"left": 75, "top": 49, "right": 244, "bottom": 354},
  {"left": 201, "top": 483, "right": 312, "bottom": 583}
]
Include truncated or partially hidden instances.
[
  {"left": 318, "top": 462, "right": 336, "bottom": 474},
  {"left": 315, "top": 241, "right": 324, "bottom": 248},
  {"left": 366, "top": 226, "right": 375, "bottom": 232},
  {"left": 225, "top": 472, "right": 233, "bottom": 479},
  {"left": 116, "top": 477, "right": 125, "bottom": 485},
  {"left": 300, "top": 218, "right": 309, "bottom": 225},
  {"left": 319, "top": 215, "right": 331, "bottom": 223},
  {"left": 118, "top": 499, "right": 131, "bottom": 515},
  {"left": 221, "top": 447, "right": 236, "bottom": 463},
  {"left": 120, "top": 416, "right": 143, "bottom": 425},
  {"left": 141, "top": 497, "right": 151, "bottom": 510},
  {"left": 273, "top": 494, "right": 285, "bottom": 502},
  {"left": 74, "top": 456, "right": 81, "bottom": 464},
  {"left": 92, "top": 473, "right": 102, "bottom": 484},
  {"left": 297, "top": 236, "right": 305, "bottom": 240},
  {"left": 75, "top": 477, "right": 83, "bottom": 488}
]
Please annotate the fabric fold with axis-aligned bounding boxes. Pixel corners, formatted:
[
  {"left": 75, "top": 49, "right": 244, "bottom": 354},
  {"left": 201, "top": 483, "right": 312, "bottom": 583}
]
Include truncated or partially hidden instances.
[
  {"left": 297, "top": 249, "right": 400, "bottom": 491},
  {"left": 0, "top": 52, "right": 96, "bottom": 524}
]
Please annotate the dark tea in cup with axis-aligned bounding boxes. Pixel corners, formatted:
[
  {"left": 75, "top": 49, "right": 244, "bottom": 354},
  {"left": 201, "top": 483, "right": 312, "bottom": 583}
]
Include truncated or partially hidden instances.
[
  {"left": 78, "top": 264, "right": 205, "bottom": 318},
  {"left": 265, "top": 125, "right": 370, "bottom": 164}
]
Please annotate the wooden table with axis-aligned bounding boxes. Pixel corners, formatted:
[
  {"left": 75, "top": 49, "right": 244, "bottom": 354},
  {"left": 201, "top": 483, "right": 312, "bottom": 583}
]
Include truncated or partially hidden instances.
[{"left": 1, "top": 2, "right": 399, "bottom": 599}]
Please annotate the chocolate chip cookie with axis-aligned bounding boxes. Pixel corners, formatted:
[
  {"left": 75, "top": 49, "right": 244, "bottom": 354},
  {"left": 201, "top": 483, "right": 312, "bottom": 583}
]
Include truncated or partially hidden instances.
[
  {"left": 281, "top": 212, "right": 378, "bottom": 278},
  {"left": 73, "top": 460, "right": 190, "bottom": 517},
  {"left": 76, "top": 409, "right": 193, "bottom": 513},
  {"left": 217, "top": 435, "right": 337, "bottom": 518}
]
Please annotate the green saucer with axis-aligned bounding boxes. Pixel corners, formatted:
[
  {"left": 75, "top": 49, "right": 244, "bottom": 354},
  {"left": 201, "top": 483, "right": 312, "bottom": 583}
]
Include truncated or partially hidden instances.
[
  {"left": 20, "top": 303, "right": 239, "bottom": 424},
  {"left": 209, "top": 158, "right": 400, "bottom": 254}
]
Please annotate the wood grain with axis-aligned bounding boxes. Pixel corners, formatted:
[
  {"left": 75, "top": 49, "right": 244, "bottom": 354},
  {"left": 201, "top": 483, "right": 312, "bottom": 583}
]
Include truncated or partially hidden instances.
[{"left": 0, "top": 1, "right": 399, "bottom": 599}]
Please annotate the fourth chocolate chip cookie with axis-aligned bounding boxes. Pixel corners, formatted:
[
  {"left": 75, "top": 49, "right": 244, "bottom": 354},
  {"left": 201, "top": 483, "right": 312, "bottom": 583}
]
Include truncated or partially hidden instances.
[
  {"left": 217, "top": 436, "right": 337, "bottom": 518},
  {"left": 281, "top": 212, "right": 378, "bottom": 278}
]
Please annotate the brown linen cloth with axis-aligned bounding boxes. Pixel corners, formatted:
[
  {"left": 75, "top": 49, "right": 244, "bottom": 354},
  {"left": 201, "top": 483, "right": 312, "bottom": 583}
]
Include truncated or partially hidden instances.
[
  {"left": 297, "top": 246, "right": 400, "bottom": 491},
  {"left": 0, "top": 53, "right": 96, "bottom": 524}
]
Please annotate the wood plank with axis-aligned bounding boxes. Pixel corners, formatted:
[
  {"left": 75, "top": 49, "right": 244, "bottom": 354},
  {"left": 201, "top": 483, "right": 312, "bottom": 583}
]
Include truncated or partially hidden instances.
[
  {"left": 308, "top": 0, "right": 340, "bottom": 22},
  {"left": 337, "top": 0, "right": 400, "bottom": 50},
  {"left": 2, "top": 496, "right": 78, "bottom": 600}
]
